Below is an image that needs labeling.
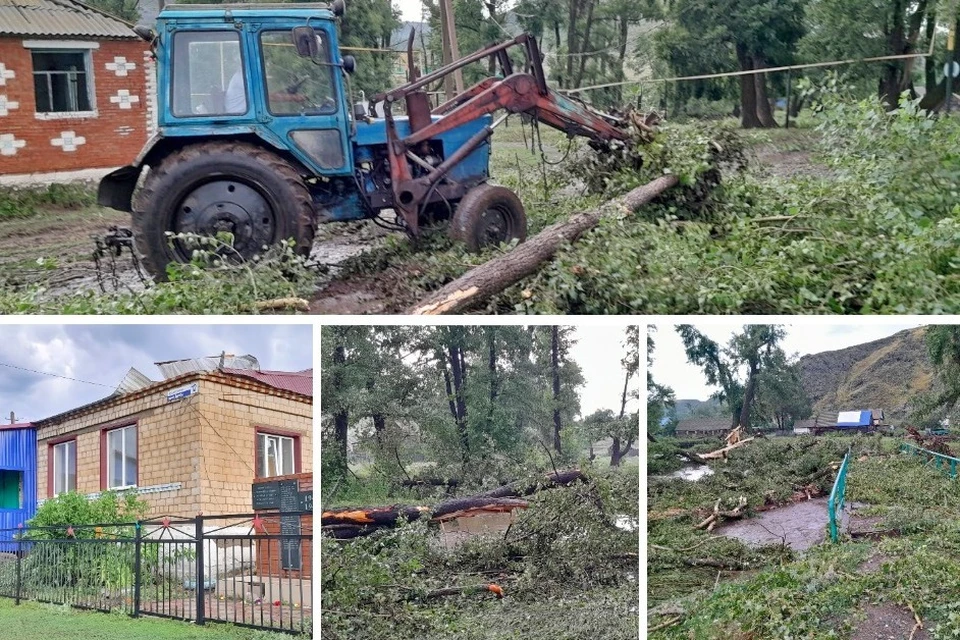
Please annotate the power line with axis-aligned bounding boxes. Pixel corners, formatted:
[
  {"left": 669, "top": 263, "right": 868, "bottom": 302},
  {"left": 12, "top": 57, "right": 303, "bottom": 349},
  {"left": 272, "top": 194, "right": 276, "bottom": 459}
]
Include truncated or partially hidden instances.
[{"left": 0, "top": 361, "right": 114, "bottom": 388}]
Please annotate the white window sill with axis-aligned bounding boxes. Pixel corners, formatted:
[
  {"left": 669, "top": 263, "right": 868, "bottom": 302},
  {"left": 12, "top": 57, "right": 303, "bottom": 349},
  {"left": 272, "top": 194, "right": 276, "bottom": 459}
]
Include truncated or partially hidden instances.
[{"left": 35, "top": 110, "right": 98, "bottom": 120}]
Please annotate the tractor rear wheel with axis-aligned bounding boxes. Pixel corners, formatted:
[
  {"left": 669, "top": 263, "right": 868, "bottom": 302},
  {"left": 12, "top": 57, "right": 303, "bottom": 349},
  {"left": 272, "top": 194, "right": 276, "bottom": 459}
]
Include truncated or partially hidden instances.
[
  {"left": 133, "top": 141, "right": 314, "bottom": 280},
  {"left": 449, "top": 183, "right": 527, "bottom": 252}
]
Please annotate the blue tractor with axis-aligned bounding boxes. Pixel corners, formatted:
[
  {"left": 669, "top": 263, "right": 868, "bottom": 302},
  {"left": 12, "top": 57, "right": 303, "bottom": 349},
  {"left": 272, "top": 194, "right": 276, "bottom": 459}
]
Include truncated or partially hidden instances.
[{"left": 98, "top": 1, "right": 629, "bottom": 279}]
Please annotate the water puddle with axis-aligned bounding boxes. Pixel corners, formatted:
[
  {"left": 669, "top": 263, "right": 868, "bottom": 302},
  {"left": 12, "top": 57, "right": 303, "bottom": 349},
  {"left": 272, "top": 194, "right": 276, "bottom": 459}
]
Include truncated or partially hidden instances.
[
  {"left": 669, "top": 465, "right": 715, "bottom": 481},
  {"left": 716, "top": 498, "right": 830, "bottom": 551}
]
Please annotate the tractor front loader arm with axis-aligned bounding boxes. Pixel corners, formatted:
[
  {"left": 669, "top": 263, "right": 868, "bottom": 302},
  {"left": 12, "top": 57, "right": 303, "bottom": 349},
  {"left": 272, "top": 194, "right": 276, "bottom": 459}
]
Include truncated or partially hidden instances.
[{"left": 375, "top": 33, "right": 630, "bottom": 236}]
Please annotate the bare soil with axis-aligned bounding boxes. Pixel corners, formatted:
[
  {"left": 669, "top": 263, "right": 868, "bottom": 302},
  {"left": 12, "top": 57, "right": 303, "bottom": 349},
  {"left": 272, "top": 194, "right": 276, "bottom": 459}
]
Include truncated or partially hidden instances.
[{"left": 850, "top": 603, "right": 929, "bottom": 640}]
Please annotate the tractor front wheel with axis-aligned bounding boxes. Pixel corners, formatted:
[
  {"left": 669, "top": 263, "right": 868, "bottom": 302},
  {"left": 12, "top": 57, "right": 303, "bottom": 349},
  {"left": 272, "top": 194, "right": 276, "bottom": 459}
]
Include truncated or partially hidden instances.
[
  {"left": 133, "top": 142, "right": 314, "bottom": 280},
  {"left": 449, "top": 184, "right": 527, "bottom": 252}
]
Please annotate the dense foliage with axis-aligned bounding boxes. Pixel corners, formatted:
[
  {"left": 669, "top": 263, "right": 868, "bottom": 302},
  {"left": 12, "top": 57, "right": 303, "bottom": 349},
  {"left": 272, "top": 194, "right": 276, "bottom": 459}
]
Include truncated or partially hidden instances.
[
  {"left": 509, "top": 96, "right": 960, "bottom": 314},
  {"left": 323, "top": 464, "right": 639, "bottom": 640}
]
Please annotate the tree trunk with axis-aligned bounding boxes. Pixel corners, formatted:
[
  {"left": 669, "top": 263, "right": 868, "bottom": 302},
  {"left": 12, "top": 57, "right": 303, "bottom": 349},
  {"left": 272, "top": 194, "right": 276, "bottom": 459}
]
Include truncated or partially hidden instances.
[
  {"left": 408, "top": 175, "right": 679, "bottom": 315},
  {"left": 738, "top": 364, "right": 759, "bottom": 430},
  {"left": 448, "top": 343, "right": 470, "bottom": 463},
  {"left": 753, "top": 60, "right": 779, "bottom": 128},
  {"left": 736, "top": 45, "right": 762, "bottom": 129},
  {"left": 611, "top": 356, "right": 632, "bottom": 467},
  {"left": 552, "top": 326, "right": 563, "bottom": 455},
  {"left": 565, "top": 0, "right": 583, "bottom": 89},
  {"left": 573, "top": 0, "right": 597, "bottom": 88},
  {"left": 333, "top": 340, "right": 349, "bottom": 476}
]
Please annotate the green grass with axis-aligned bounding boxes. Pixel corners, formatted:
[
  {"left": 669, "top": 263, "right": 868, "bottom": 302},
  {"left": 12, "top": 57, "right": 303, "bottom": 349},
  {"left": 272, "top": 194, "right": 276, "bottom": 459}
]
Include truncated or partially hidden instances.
[{"left": 0, "top": 598, "right": 297, "bottom": 639}]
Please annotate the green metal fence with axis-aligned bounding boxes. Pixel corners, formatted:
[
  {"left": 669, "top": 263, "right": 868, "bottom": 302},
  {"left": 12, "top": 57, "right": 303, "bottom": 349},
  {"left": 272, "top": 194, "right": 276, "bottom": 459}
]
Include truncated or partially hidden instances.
[
  {"left": 828, "top": 450, "right": 851, "bottom": 542},
  {"left": 900, "top": 441, "right": 960, "bottom": 477}
]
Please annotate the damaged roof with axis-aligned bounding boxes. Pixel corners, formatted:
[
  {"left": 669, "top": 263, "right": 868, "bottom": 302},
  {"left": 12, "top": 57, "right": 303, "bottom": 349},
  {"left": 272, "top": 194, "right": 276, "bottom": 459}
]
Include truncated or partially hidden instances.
[
  {"left": 220, "top": 368, "right": 313, "bottom": 397},
  {"left": 0, "top": 0, "right": 138, "bottom": 39}
]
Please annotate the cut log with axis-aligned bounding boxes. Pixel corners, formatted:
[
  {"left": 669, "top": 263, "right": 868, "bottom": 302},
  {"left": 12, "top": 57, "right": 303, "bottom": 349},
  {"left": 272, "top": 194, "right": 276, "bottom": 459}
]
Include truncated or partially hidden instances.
[{"left": 408, "top": 175, "right": 680, "bottom": 315}]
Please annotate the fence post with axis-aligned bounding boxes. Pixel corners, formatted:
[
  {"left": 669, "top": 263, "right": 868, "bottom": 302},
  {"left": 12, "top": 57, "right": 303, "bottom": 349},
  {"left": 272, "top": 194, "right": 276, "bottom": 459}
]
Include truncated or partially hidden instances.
[
  {"left": 195, "top": 515, "right": 205, "bottom": 626},
  {"left": 784, "top": 69, "right": 792, "bottom": 129},
  {"left": 133, "top": 521, "right": 142, "bottom": 618},
  {"left": 14, "top": 524, "right": 22, "bottom": 606}
]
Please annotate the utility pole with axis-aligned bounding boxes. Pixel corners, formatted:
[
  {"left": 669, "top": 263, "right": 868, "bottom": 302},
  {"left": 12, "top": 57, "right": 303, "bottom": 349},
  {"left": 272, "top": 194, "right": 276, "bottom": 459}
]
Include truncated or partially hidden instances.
[
  {"left": 438, "top": 0, "right": 464, "bottom": 100},
  {"left": 8, "top": 411, "right": 15, "bottom": 424}
]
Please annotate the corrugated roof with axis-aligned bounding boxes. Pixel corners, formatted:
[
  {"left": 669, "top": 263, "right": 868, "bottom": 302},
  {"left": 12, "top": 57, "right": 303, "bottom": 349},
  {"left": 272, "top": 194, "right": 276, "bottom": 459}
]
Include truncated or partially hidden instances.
[
  {"left": 116, "top": 367, "right": 154, "bottom": 394},
  {"left": 155, "top": 354, "right": 260, "bottom": 379},
  {"left": 221, "top": 368, "right": 313, "bottom": 397},
  {"left": 0, "top": 0, "right": 137, "bottom": 39},
  {"left": 0, "top": 421, "right": 34, "bottom": 431}
]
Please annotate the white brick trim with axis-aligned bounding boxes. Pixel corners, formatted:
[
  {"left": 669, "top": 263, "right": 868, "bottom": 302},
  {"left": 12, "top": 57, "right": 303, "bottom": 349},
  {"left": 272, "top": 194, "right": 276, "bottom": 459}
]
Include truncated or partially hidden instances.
[{"left": 22, "top": 40, "right": 100, "bottom": 50}]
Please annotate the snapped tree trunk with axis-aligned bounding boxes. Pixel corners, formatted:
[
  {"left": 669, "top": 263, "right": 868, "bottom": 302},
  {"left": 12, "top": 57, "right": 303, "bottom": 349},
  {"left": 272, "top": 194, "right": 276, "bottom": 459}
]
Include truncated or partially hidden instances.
[
  {"left": 408, "top": 175, "right": 680, "bottom": 315},
  {"left": 738, "top": 364, "right": 759, "bottom": 431}
]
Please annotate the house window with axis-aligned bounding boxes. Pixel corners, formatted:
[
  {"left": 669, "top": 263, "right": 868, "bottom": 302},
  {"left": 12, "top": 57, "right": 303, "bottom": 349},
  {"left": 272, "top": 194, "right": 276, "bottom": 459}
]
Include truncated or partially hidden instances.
[
  {"left": 105, "top": 425, "right": 137, "bottom": 489},
  {"left": 0, "top": 470, "right": 23, "bottom": 509},
  {"left": 32, "top": 50, "right": 93, "bottom": 113},
  {"left": 52, "top": 439, "right": 76, "bottom": 496},
  {"left": 257, "top": 431, "right": 297, "bottom": 477}
]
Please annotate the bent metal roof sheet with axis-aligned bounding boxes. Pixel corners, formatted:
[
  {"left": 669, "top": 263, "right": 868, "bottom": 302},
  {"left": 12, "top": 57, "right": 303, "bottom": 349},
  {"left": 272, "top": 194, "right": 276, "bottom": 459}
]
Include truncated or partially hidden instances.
[{"left": 0, "top": 0, "right": 137, "bottom": 39}]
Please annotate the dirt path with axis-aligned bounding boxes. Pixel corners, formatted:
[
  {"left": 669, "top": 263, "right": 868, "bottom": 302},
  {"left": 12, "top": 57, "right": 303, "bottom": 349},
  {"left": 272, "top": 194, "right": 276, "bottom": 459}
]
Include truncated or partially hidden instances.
[{"left": 851, "top": 603, "right": 929, "bottom": 640}]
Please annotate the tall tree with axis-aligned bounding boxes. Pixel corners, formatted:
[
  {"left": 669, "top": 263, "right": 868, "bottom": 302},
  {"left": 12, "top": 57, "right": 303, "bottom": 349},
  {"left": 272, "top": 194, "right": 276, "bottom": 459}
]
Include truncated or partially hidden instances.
[
  {"left": 610, "top": 326, "right": 640, "bottom": 466},
  {"left": 677, "top": 324, "right": 787, "bottom": 431},
  {"left": 661, "top": 0, "right": 806, "bottom": 127},
  {"left": 801, "top": 0, "right": 938, "bottom": 108}
]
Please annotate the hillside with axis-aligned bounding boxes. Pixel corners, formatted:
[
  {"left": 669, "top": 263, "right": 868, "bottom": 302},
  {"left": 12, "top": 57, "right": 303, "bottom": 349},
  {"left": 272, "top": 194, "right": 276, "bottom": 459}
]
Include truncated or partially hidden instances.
[{"left": 797, "top": 327, "right": 933, "bottom": 420}]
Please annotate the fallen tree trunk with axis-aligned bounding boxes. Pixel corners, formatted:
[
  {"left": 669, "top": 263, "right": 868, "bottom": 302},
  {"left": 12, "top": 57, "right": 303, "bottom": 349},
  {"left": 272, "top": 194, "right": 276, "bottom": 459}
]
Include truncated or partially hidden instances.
[
  {"left": 698, "top": 438, "right": 755, "bottom": 461},
  {"left": 408, "top": 175, "right": 680, "bottom": 315},
  {"left": 479, "top": 469, "right": 587, "bottom": 499},
  {"left": 322, "top": 470, "right": 585, "bottom": 538},
  {"left": 320, "top": 505, "right": 429, "bottom": 527}
]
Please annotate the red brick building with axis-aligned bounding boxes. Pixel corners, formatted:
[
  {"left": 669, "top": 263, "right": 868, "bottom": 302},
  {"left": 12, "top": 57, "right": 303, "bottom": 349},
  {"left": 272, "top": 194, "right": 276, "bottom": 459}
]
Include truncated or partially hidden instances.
[{"left": 0, "top": 0, "right": 153, "bottom": 178}]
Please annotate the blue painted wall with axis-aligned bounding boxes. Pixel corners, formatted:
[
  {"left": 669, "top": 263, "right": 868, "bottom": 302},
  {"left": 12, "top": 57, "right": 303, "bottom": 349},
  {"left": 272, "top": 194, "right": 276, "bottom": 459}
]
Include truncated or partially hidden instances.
[{"left": 0, "top": 426, "right": 37, "bottom": 547}]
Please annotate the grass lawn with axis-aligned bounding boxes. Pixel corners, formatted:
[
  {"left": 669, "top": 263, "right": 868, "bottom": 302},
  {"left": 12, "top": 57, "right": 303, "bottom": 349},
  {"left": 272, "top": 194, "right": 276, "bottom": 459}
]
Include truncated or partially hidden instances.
[{"left": 0, "top": 598, "right": 301, "bottom": 639}]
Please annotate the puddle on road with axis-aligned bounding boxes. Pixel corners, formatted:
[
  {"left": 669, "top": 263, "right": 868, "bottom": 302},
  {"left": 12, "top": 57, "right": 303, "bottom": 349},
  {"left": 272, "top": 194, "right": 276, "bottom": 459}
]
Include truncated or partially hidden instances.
[{"left": 716, "top": 498, "right": 830, "bottom": 551}]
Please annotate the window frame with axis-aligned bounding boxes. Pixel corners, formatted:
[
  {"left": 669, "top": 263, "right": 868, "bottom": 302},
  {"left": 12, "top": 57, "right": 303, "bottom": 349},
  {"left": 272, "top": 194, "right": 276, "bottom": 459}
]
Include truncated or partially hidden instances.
[
  {"left": 48, "top": 437, "right": 77, "bottom": 498},
  {"left": 169, "top": 29, "right": 249, "bottom": 119},
  {"left": 255, "top": 427, "right": 301, "bottom": 478},
  {"left": 101, "top": 423, "right": 138, "bottom": 491},
  {"left": 28, "top": 46, "right": 97, "bottom": 118},
  {"left": 258, "top": 29, "right": 338, "bottom": 118}
]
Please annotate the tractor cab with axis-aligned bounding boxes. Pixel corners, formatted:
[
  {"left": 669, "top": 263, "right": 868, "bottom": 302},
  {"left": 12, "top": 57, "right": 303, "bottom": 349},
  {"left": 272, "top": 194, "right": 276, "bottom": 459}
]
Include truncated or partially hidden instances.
[{"left": 154, "top": 2, "right": 354, "bottom": 177}]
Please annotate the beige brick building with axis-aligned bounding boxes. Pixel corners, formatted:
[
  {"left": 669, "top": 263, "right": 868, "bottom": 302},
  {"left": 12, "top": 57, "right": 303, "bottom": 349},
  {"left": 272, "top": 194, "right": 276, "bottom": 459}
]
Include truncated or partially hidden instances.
[{"left": 33, "top": 369, "right": 312, "bottom": 518}]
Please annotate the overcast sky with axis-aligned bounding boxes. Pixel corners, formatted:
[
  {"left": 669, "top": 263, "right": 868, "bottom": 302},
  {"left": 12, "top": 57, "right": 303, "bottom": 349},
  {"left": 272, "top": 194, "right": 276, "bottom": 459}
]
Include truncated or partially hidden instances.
[
  {"left": 570, "top": 325, "right": 639, "bottom": 417},
  {"left": 0, "top": 325, "right": 312, "bottom": 424},
  {"left": 396, "top": 0, "right": 425, "bottom": 21},
  {"left": 650, "top": 322, "right": 926, "bottom": 401}
]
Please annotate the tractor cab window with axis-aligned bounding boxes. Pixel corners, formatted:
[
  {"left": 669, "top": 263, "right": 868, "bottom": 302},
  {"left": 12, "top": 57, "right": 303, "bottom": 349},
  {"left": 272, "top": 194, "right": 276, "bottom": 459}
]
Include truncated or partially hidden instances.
[
  {"left": 171, "top": 31, "right": 246, "bottom": 117},
  {"left": 261, "top": 30, "right": 336, "bottom": 116}
]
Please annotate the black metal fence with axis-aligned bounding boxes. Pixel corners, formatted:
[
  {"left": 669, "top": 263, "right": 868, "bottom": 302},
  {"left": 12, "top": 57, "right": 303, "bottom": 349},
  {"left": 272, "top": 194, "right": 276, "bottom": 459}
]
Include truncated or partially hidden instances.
[{"left": 0, "top": 512, "right": 312, "bottom": 635}]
